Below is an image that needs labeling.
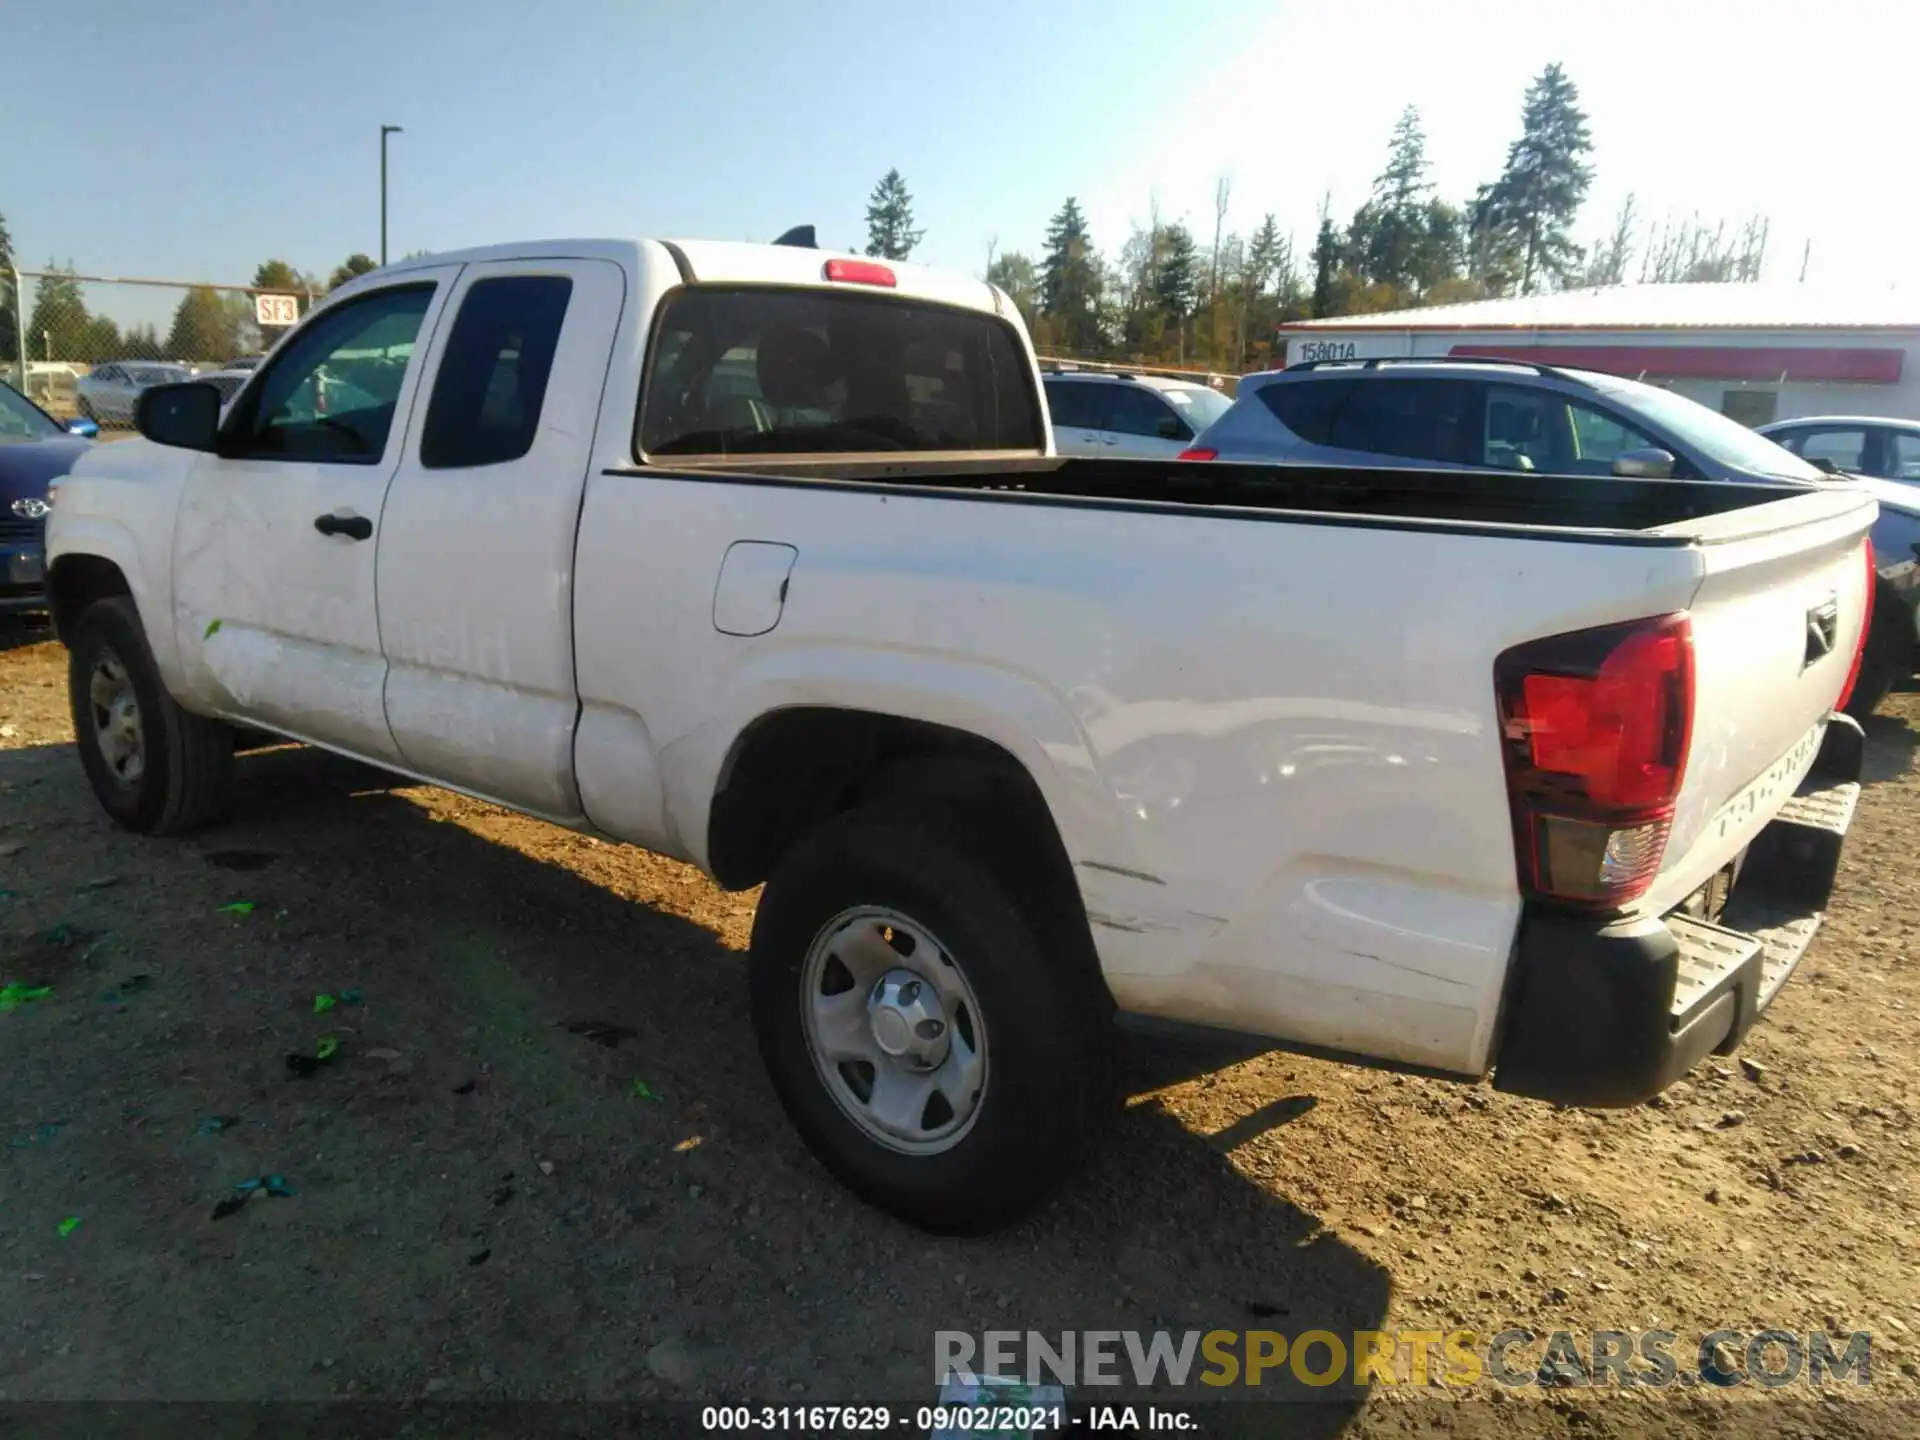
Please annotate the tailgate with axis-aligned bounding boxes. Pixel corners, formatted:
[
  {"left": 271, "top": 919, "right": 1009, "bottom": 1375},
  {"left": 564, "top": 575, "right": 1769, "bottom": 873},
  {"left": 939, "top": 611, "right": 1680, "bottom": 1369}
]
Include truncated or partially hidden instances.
[{"left": 1638, "top": 490, "right": 1876, "bottom": 918}]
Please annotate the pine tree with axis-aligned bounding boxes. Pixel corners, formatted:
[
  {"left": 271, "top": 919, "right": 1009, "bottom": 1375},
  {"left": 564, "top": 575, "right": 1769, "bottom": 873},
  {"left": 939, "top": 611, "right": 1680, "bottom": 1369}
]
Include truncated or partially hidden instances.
[
  {"left": 28, "top": 264, "right": 94, "bottom": 362},
  {"left": 1310, "top": 212, "right": 1341, "bottom": 318},
  {"left": 1039, "top": 198, "right": 1105, "bottom": 353},
  {"left": 327, "top": 254, "right": 378, "bottom": 290},
  {"left": 1480, "top": 63, "right": 1595, "bottom": 293},
  {"left": 0, "top": 211, "right": 16, "bottom": 372},
  {"left": 1361, "top": 106, "right": 1434, "bottom": 291},
  {"left": 1153, "top": 224, "right": 1201, "bottom": 323},
  {"left": 863, "top": 169, "right": 923, "bottom": 261},
  {"left": 165, "top": 286, "right": 245, "bottom": 361}
]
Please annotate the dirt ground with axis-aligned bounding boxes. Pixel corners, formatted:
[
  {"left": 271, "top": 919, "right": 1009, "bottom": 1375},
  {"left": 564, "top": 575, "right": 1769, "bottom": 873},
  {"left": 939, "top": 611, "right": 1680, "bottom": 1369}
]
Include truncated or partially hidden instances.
[{"left": 1, "top": 619, "right": 1915, "bottom": 1437}]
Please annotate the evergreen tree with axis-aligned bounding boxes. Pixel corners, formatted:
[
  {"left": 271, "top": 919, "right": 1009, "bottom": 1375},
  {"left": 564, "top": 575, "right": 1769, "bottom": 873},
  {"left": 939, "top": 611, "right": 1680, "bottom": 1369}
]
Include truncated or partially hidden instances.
[
  {"left": 1039, "top": 198, "right": 1105, "bottom": 353},
  {"left": 1152, "top": 223, "right": 1201, "bottom": 323},
  {"left": 1479, "top": 63, "right": 1595, "bottom": 293},
  {"left": 862, "top": 169, "right": 923, "bottom": 261},
  {"left": 0, "top": 211, "right": 15, "bottom": 371},
  {"left": 166, "top": 287, "right": 245, "bottom": 361},
  {"left": 28, "top": 264, "right": 93, "bottom": 362},
  {"left": 1361, "top": 106, "right": 1433, "bottom": 291},
  {"left": 1309, "top": 212, "right": 1341, "bottom": 318},
  {"left": 327, "top": 253, "right": 378, "bottom": 290}
]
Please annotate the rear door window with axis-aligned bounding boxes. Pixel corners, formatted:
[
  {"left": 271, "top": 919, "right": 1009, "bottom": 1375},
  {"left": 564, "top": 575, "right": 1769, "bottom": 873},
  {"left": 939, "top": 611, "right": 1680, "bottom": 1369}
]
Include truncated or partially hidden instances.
[
  {"left": 1043, "top": 379, "right": 1106, "bottom": 430},
  {"left": 1888, "top": 430, "right": 1920, "bottom": 481},
  {"left": 1326, "top": 378, "right": 1474, "bottom": 464},
  {"left": 1106, "top": 384, "right": 1184, "bottom": 440},
  {"left": 638, "top": 288, "right": 1044, "bottom": 457},
  {"left": 1254, "top": 377, "right": 1353, "bottom": 445},
  {"left": 1795, "top": 427, "right": 1870, "bottom": 474}
]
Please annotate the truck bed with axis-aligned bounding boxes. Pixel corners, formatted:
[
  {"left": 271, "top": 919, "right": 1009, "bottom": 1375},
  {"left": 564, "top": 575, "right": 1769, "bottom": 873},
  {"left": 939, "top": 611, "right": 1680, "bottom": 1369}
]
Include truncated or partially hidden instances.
[{"left": 633, "top": 455, "right": 1819, "bottom": 539}]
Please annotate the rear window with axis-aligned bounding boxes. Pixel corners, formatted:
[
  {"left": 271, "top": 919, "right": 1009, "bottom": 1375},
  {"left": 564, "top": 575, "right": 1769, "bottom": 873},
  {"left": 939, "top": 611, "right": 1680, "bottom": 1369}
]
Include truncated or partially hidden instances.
[
  {"left": 637, "top": 287, "right": 1044, "bottom": 458},
  {"left": 1255, "top": 377, "right": 1353, "bottom": 446}
]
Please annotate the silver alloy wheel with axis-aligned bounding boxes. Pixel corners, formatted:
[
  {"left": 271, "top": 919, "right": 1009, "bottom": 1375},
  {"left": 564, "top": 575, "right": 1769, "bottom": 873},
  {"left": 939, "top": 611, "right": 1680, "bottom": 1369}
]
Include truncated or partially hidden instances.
[
  {"left": 800, "top": 905, "right": 989, "bottom": 1156},
  {"left": 88, "top": 648, "right": 145, "bottom": 787}
]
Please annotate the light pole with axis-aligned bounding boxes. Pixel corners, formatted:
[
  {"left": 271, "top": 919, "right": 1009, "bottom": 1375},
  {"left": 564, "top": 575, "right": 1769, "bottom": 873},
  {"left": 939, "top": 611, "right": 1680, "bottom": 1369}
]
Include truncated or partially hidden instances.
[{"left": 380, "top": 124, "right": 403, "bottom": 266}]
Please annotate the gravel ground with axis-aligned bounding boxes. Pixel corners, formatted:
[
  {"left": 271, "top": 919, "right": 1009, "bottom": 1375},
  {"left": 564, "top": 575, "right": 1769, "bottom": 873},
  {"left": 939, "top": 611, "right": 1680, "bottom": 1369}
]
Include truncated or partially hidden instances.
[{"left": 1, "top": 620, "right": 1915, "bottom": 1438}]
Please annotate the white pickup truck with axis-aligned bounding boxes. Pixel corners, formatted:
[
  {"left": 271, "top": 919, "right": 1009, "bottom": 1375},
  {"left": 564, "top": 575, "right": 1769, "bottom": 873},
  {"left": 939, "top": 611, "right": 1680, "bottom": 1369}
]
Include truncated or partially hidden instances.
[{"left": 44, "top": 236, "right": 1878, "bottom": 1233}]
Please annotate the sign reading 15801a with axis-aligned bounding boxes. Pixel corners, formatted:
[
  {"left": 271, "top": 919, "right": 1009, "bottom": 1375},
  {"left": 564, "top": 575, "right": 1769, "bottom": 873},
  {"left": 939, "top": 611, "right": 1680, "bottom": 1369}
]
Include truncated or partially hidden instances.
[{"left": 1295, "top": 340, "right": 1360, "bottom": 362}]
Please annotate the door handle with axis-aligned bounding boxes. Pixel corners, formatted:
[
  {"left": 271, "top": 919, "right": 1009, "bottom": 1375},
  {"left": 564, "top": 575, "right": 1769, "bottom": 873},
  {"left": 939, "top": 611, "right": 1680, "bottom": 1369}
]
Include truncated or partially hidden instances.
[{"left": 313, "top": 512, "right": 373, "bottom": 541}]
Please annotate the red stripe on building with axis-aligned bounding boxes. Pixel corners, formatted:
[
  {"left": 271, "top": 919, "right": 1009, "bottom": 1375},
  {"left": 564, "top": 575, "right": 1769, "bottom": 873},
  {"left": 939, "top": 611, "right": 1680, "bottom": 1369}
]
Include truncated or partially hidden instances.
[{"left": 1447, "top": 343, "right": 1904, "bottom": 384}]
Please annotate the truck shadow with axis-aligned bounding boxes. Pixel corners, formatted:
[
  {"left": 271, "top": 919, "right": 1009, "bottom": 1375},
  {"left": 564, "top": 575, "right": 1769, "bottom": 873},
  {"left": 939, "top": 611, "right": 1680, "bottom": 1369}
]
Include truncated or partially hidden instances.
[
  {"left": 0, "top": 614, "right": 56, "bottom": 655},
  {"left": 0, "top": 740, "right": 1390, "bottom": 1425}
]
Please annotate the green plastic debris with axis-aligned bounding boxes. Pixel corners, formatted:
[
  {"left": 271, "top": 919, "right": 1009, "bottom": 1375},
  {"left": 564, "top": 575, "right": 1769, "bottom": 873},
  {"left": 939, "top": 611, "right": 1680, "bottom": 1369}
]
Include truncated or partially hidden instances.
[
  {"left": 313, "top": 993, "right": 336, "bottom": 1014},
  {"left": 217, "top": 901, "right": 255, "bottom": 916},
  {"left": 315, "top": 1035, "right": 339, "bottom": 1060},
  {"left": 234, "top": 1174, "right": 297, "bottom": 1197},
  {"left": 204, "top": 618, "right": 222, "bottom": 639},
  {"left": 312, "top": 989, "right": 363, "bottom": 1014},
  {"left": 57, "top": 1216, "right": 81, "bottom": 1238},
  {"left": 630, "top": 1079, "right": 663, "bottom": 1102},
  {"left": 0, "top": 983, "right": 53, "bottom": 1012}
]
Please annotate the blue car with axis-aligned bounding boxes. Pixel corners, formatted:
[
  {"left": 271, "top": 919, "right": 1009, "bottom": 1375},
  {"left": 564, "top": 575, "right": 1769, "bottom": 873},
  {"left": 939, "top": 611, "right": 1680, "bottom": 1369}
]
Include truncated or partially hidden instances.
[{"left": 1, "top": 380, "right": 98, "bottom": 615}]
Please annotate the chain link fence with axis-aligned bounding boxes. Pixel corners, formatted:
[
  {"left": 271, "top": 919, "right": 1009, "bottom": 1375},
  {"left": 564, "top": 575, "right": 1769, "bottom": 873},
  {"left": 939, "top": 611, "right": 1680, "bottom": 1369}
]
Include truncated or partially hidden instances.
[{"left": 2, "top": 268, "right": 317, "bottom": 427}]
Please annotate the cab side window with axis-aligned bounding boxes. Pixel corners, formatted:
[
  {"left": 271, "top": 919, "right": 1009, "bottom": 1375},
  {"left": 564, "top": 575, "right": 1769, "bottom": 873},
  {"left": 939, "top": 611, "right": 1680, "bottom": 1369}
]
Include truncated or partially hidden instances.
[
  {"left": 224, "top": 285, "right": 434, "bottom": 463},
  {"left": 420, "top": 276, "right": 574, "bottom": 469}
]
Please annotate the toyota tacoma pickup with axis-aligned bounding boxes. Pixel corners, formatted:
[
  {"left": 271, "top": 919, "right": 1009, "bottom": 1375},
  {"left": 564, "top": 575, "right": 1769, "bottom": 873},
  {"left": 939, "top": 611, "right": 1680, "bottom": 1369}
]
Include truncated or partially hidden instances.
[{"left": 42, "top": 235, "right": 1878, "bottom": 1233}]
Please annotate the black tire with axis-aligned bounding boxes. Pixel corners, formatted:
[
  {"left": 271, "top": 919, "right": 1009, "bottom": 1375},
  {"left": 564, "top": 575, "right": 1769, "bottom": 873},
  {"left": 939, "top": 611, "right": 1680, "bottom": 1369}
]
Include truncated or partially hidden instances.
[
  {"left": 1843, "top": 588, "right": 1908, "bottom": 721},
  {"left": 749, "top": 806, "right": 1115, "bottom": 1234},
  {"left": 68, "top": 596, "right": 234, "bottom": 834}
]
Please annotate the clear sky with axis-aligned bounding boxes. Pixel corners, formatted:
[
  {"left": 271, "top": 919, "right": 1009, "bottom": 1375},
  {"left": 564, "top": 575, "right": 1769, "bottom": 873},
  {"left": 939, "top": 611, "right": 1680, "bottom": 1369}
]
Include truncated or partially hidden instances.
[{"left": 3, "top": 0, "right": 1912, "bottom": 315}]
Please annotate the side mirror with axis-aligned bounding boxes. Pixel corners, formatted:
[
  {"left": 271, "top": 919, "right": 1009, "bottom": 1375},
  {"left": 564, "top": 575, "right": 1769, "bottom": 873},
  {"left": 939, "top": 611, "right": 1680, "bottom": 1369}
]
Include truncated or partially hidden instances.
[
  {"left": 135, "top": 381, "right": 223, "bottom": 452},
  {"left": 65, "top": 416, "right": 99, "bottom": 439},
  {"left": 1157, "top": 416, "right": 1191, "bottom": 441},
  {"left": 1611, "top": 447, "right": 1677, "bottom": 480}
]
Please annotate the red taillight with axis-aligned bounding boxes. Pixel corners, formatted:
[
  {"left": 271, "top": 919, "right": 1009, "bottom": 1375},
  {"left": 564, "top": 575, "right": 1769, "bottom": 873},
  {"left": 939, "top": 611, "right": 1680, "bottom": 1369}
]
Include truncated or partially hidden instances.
[
  {"left": 1833, "top": 538, "right": 1877, "bottom": 713},
  {"left": 1494, "top": 613, "right": 1695, "bottom": 911},
  {"left": 823, "top": 258, "right": 897, "bottom": 288},
  {"left": 1177, "top": 446, "right": 1217, "bottom": 461}
]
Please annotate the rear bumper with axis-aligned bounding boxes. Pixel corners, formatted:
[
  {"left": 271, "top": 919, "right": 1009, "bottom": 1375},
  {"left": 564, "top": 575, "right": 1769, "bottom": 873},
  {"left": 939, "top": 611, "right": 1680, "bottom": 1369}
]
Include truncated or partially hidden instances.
[{"left": 1493, "top": 714, "right": 1864, "bottom": 1108}]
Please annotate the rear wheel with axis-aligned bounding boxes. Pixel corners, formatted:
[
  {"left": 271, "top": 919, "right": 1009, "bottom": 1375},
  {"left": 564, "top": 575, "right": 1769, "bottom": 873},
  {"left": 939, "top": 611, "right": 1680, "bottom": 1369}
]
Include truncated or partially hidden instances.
[
  {"left": 1844, "top": 588, "right": 1908, "bottom": 720},
  {"left": 68, "top": 597, "right": 234, "bottom": 834},
  {"left": 749, "top": 807, "right": 1115, "bottom": 1233}
]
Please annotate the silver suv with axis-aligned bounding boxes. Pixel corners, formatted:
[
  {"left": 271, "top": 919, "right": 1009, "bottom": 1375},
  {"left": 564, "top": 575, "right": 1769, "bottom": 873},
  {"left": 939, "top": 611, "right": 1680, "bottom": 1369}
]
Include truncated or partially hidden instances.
[
  {"left": 1041, "top": 368, "right": 1231, "bottom": 460},
  {"left": 1189, "top": 356, "right": 1919, "bottom": 716}
]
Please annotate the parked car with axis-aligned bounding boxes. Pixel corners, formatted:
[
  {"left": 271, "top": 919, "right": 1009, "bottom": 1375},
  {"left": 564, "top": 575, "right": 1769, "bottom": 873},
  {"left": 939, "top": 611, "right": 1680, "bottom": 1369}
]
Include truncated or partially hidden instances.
[
  {"left": 1187, "top": 356, "right": 1916, "bottom": 716},
  {"left": 46, "top": 237, "right": 1875, "bottom": 1233},
  {"left": 222, "top": 355, "right": 266, "bottom": 373},
  {"left": 0, "top": 380, "right": 96, "bottom": 614},
  {"left": 74, "top": 361, "right": 193, "bottom": 427},
  {"left": 191, "top": 368, "right": 255, "bottom": 409},
  {"left": 1756, "top": 415, "right": 1920, "bottom": 485},
  {"left": 1042, "top": 368, "right": 1232, "bottom": 458}
]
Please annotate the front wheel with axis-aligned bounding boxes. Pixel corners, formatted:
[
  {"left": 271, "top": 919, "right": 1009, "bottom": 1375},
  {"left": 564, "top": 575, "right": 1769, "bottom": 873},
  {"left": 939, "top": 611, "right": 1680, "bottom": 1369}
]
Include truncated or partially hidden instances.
[
  {"left": 68, "top": 597, "right": 234, "bottom": 834},
  {"left": 749, "top": 808, "right": 1115, "bottom": 1234}
]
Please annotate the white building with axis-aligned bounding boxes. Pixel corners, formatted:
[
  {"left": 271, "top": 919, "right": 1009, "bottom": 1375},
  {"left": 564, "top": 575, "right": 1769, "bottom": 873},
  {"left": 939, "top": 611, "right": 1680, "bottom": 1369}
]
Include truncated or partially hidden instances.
[{"left": 1275, "top": 284, "right": 1920, "bottom": 426}]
